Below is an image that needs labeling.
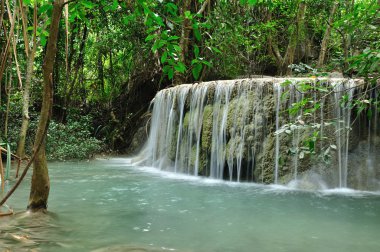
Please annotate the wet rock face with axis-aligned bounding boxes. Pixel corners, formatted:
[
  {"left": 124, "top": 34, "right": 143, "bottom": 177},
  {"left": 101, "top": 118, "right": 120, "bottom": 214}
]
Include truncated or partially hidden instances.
[
  {"left": 140, "top": 78, "right": 379, "bottom": 190},
  {"left": 128, "top": 116, "right": 150, "bottom": 155}
]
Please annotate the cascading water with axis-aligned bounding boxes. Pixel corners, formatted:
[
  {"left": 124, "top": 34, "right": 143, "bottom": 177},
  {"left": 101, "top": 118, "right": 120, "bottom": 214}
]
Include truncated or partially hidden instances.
[
  {"left": 333, "top": 80, "right": 356, "bottom": 188},
  {"left": 139, "top": 78, "right": 379, "bottom": 190}
]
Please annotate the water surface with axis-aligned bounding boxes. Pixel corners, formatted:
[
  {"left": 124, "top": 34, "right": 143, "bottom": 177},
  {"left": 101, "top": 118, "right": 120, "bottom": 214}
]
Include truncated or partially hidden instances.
[{"left": 2, "top": 158, "right": 380, "bottom": 251}]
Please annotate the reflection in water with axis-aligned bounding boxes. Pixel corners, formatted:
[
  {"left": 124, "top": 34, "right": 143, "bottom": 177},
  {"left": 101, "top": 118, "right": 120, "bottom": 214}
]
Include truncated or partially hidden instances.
[{"left": 2, "top": 158, "right": 380, "bottom": 252}]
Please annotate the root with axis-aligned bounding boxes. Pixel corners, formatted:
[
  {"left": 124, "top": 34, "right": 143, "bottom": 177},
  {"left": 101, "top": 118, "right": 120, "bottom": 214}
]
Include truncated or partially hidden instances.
[{"left": 0, "top": 204, "right": 14, "bottom": 217}]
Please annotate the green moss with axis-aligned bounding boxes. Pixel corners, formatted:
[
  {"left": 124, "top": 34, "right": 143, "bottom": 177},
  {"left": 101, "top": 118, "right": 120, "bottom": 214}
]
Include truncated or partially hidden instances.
[
  {"left": 183, "top": 112, "right": 191, "bottom": 129},
  {"left": 167, "top": 127, "right": 178, "bottom": 161},
  {"left": 201, "top": 105, "right": 214, "bottom": 153}
]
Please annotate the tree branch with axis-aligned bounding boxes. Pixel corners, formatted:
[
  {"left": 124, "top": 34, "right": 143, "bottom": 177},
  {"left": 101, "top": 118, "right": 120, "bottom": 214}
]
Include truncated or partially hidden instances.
[{"left": 197, "top": 0, "right": 210, "bottom": 15}]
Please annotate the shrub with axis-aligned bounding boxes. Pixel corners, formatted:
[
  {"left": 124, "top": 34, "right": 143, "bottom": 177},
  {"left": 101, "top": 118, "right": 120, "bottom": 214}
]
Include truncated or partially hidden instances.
[{"left": 46, "top": 115, "right": 103, "bottom": 160}]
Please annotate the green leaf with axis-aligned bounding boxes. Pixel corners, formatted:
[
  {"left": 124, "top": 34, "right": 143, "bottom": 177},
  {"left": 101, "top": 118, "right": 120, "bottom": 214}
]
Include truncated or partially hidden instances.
[
  {"left": 173, "top": 45, "right": 181, "bottom": 52},
  {"left": 81, "top": 0, "right": 95, "bottom": 9},
  {"left": 38, "top": 4, "right": 52, "bottom": 15},
  {"left": 111, "top": 0, "right": 118, "bottom": 11},
  {"left": 151, "top": 13, "right": 165, "bottom": 27},
  {"left": 192, "top": 63, "right": 202, "bottom": 79},
  {"left": 145, "top": 34, "right": 156, "bottom": 42},
  {"left": 161, "top": 52, "right": 168, "bottom": 63},
  {"left": 165, "top": 3, "right": 178, "bottom": 15},
  {"left": 152, "top": 40, "right": 166, "bottom": 52},
  {"left": 168, "top": 36, "right": 180, "bottom": 41},
  {"left": 193, "top": 23, "right": 201, "bottom": 41},
  {"left": 194, "top": 45, "right": 200, "bottom": 58},
  {"left": 184, "top": 11, "right": 192, "bottom": 19},
  {"left": 122, "top": 17, "right": 130, "bottom": 25},
  {"left": 40, "top": 35, "right": 47, "bottom": 47},
  {"left": 175, "top": 62, "right": 186, "bottom": 73},
  {"left": 201, "top": 60, "right": 211, "bottom": 67},
  {"left": 168, "top": 68, "right": 174, "bottom": 80},
  {"left": 308, "top": 140, "right": 315, "bottom": 153},
  {"left": 211, "top": 46, "right": 222, "bottom": 54}
]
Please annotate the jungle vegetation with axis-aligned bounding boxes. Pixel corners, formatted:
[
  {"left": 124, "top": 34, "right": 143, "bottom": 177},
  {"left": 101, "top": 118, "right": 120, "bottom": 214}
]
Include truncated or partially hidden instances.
[{"left": 0, "top": 0, "right": 379, "bottom": 210}]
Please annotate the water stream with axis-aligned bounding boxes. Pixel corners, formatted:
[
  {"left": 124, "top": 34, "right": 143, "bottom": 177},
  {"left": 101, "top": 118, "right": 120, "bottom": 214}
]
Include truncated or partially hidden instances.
[{"left": 2, "top": 158, "right": 380, "bottom": 251}]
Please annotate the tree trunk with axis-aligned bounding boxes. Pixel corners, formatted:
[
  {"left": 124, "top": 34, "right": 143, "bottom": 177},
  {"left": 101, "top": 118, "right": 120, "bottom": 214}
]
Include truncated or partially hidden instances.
[
  {"left": 109, "top": 49, "right": 115, "bottom": 86},
  {"left": 0, "top": 0, "right": 16, "bottom": 85},
  {"left": 4, "top": 58, "right": 12, "bottom": 139},
  {"left": 17, "top": 1, "right": 37, "bottom": 158},
  {"left": 97, "top": 49, "right": 104, "bottom": 92},
  {"left": 269, "top": 2, "right": 307, "bottom": 76},
  {"left": 317, "top": 1, "right": 338, "bottom": 68},
  {"left": 174, "top": 0, "right": 191, "bottom": 85},
  {"left": 16, "top": 47, "right": 36, "bottom": 158},
  {"left": 343, "top": 0, "right": 354, "bottom": 72},
  {"left": 282, "top": 1, "right": 306, "bottom": 75},
  {"left": 28, "top": 0, "right": 63, "bottom": 212},
  {"left": 0, "top": 0, "right": 4, "bottom": 30},
  {"left": 62, "top": 24, "right": 88, "bottom": 120}
]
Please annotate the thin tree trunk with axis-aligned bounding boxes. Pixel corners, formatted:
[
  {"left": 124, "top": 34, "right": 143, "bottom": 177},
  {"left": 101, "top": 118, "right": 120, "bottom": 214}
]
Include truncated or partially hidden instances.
[
  {"left": 282, "top": 1, "right": 306, "bottom": 75},
  {"left": 19, "top": 0, "right": 29, "bottom": 57},
  {"left": 0, "top": 0, "right": 4, "bottom": 30},
  {"left": 4, "top": 59, "right": 12, "bottom": 139},
  {"left": 97, "top": 49, "right": 104, "bottom": 92},
  {"left": 317, "top": 1, "right": 338, "bottom": 68},
  {"left": 58, "top": 23, "right": 78, "bottom": 122},
  {"left": 17, "top": 1, "right": 37, "bottom": 158},
  {"left": 16, "top": 47, "right": 36, "bottom": 158},
  {"left": 63, "top": 24, "right": 88, "bottom": 115},
  {"left": 268, "top": 2, "right": 307, "bottom": 75},
  {"left": 174, "top": 0, "right": 191, "bottom": 85},
  {"left": 343, "top": 0, "right": 354, "bottom": 72},
  {"left": 28, "top": 0, "right": 63, "bottom": 212},
  {"left": 60, "top": 24, "right": 87, "bottom": 122},
  {"left": 109, "top": 49, "right": 115, "bottom": 85},
  {"left": 0, "top": 0, "right": 16, "bottom": 83}
]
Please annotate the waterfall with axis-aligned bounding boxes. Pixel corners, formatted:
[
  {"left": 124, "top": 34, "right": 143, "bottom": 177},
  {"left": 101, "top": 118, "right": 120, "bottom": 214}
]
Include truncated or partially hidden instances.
[{"left": 139, "top": 78, "right": 379, "bottom": 190}]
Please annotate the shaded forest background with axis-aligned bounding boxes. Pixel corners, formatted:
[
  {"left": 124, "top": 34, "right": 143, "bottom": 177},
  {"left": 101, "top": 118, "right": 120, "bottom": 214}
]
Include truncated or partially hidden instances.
[{"left": 1, "top": 0, "right": 379, "bottom": 160}]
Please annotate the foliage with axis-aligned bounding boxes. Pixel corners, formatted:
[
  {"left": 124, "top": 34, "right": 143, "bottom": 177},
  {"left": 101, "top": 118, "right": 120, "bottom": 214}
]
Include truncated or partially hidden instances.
[
  {"left": 276, "top": 76, "right": 379, "bottom": 163},
  {"left": 136, "top": 0, "right": 213, "bottom": 81},
  {"left": 0, "top": 97, "right": 102, "bottom": 160},
  {"left": 46, "top": 115, "right": 103, "bottom": 161},
  {"left": 349, "top": 48, "right": 380, "bottom": 80}
]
